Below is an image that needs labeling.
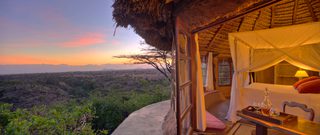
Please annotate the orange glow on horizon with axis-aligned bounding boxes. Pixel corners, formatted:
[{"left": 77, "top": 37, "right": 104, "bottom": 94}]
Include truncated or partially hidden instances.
[
  {"left": 0, "top": 54, "right": 131, "bottom": 65},
  {"left": 0, "top": 42, "right": 143, "bottom": 66}
]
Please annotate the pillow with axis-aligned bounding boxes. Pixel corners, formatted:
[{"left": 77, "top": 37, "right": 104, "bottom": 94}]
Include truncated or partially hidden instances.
[
  {"left": 293, "top": 76, "right": 320, "bottom": 89},
  {"left": 206, "top": 111, "right": 226, "bottom": 130},
  {"left": 297, "top": 79, "right": 320, "bottom": 93}
]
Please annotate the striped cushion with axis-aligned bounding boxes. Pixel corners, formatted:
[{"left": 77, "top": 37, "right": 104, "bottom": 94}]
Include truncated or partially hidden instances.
[{"left": 293, "top": 76, "right": 320, "bottom": 89}]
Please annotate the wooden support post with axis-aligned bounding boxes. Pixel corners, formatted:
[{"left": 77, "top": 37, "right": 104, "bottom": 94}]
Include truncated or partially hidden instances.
[
  {"left": 174, "top": 17, "right": 181, "bottom": 135},
  {"left": 190, "top": 33, "right": 197, "bottom": 134}
]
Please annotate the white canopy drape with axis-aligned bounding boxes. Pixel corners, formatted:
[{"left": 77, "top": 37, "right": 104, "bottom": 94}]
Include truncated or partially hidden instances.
[
  {"left": 205, "top": 52, "right": 215, "bottom": 91},
  {"left": 226, "top": 22, "right": 320, "bottom": 122},
  {"left": 195, "top": 34, "right": 207, "bottom": 131}
]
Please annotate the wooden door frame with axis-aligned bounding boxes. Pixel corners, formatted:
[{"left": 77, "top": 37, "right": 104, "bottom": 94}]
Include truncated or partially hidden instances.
[{"left": 175, "top": 17, "right": 195, "bottom": 135}]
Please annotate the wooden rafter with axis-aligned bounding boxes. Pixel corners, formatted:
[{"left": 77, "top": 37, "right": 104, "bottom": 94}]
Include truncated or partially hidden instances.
[
  {"left": 305, "top": 0, "right": 318, "bottom": 21},
  {"left": 191, "top": 0, "right": 281, "bottom": 34},
  {"left": 202, "top": 47, "right": 230, "bottom": 52},
  {"left": 206, "top": 30, "right": 216, "bottom": 35},
  {"left": 270, "top": 6, "right": 275, "bottom": 28},
  {"left": 292, "top": 0, "right": 299, "bottom": 24},
  {"left": 206, "top": 25, "right": 224, "bottom": 48},
  {"left": 237, "top": 18, "right": 244, "bottom": 31},
  {"left": 206, "top": 48, "right": 230, "bottom": 54},
  {"left": 207, "top": 46, "right": 230, "bottom": 51},
  {"left": 252, "top": 11, "right": 262, "bottom": 30}
]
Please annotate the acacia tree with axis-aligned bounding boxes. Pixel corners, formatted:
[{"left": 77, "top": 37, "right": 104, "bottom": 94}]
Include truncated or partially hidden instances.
[{"left": 114, "top": 43, "right": 173, "bottom": 82}]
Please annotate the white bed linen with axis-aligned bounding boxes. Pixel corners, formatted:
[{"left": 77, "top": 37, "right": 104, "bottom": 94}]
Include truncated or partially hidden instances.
[{"left": 242, "top": 83, "right": 320, "bottom": 122}]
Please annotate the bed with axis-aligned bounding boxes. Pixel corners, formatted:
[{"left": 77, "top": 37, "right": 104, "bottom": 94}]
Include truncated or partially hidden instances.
[{"left": 242, "top": 83, "right": 320, "bottom": 122}]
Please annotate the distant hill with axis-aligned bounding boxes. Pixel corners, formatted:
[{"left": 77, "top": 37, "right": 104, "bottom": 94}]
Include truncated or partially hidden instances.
[{"left": 0, "top": 64, "right": 152, "bottom": 75}]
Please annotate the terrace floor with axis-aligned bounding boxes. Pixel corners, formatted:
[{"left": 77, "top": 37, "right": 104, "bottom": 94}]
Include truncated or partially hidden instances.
[{"left": 112, "top": 92, "right": 255, "bottom": 135}]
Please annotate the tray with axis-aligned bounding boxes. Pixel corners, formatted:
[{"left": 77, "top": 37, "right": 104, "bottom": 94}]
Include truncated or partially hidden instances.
[{"left": 242, "top": 106, "right": 297, "bottom": 125}]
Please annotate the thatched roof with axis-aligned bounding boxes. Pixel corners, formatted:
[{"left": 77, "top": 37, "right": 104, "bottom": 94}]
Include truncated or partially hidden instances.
[
  {"left": 112, "top": 0, "right": 173, "bottom": 50},
  {"left": 196, "top": 0, "right": 320, "bottom": 55},
  {"left": 112, "top": 0, "right": 320, "bottom": 52}
]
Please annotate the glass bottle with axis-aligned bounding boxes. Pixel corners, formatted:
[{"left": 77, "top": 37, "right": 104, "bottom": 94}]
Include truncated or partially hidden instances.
[{"left": 261, "top": 88, "right": 272, "bottom": 116}]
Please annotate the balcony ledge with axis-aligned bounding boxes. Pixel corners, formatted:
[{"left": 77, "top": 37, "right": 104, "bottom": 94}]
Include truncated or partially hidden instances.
[{"left": 112, "top": 100, "right": 171, "bottom": 135}]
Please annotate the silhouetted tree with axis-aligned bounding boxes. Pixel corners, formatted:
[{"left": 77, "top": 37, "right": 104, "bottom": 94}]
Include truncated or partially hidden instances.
[{"left": 114, "top": 43, "right": 172, "bottom": 82}]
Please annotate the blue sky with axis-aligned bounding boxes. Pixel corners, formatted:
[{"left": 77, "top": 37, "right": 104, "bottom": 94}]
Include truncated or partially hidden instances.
[{"left": 0, "top": 0, "right": 144, "bottom": 65}]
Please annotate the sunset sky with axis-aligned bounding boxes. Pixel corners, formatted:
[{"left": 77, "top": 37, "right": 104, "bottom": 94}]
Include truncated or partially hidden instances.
[{"left": 0, "top": 0, "right": 144, "bottom": 65}]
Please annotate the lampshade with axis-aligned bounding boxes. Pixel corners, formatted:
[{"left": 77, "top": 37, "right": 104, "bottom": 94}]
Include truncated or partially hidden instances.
[{"left": 295, "top": 70, "right": 309, "bottom": 78}]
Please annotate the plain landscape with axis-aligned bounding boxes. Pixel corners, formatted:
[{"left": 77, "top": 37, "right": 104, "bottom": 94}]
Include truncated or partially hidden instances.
[
  {"left": 0, "top": 69, "right": 170, "bottom": 134},
  {"left": 0, "top": 64, "right": 151, "bottom": 75}
]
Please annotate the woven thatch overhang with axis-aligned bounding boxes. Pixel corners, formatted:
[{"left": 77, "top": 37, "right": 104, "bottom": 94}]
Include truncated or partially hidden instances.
[
  {"left": 195, "top": 0, "right": 320, "bottom": 55},
  {"left": 113, "top": 0, "right": 320, "bottom": 53},
  {"left": 112, "top": 0, "right": 255, "bottom": 51},
  {"left": 112, "top": 0, "right": 173, "bottom": 51}
]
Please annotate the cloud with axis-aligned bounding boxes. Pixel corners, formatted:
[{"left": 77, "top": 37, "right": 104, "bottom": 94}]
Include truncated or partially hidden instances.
[{"left": 60, "top": 33, "right": 106, "bottom": 47}]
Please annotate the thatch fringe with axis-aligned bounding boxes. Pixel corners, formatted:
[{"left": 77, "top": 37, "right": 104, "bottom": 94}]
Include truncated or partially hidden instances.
[{"left": 112, "top": 0, "right": 173, "bottom": 50}]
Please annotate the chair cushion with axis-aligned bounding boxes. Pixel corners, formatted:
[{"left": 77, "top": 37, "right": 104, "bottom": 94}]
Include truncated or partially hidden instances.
[
  {"left": 297, "top": 79, "right": 320, "bottom": 93},
  {"left": 293, "top": 76, "right": 320, "bottom": 89},
  {"left": 206, "top": 111, "right": 226, "bottom": 130}
]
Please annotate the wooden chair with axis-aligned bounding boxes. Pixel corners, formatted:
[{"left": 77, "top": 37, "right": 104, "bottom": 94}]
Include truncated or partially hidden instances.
[{"left": 282, "top": 101, "right": 315, "bottom": 121}]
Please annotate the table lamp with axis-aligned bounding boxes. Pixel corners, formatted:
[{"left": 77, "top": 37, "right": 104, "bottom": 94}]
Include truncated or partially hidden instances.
[{"left": 295, "top": 69, "right": 309, "bottom": 80}]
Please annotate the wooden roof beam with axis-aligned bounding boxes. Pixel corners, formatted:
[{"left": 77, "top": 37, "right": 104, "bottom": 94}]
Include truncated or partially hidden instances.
[
  {"left": 206, "top": 25, "right": 224, "bottom": 48},
  {"left": 270, "top": 6, "right": 275, "bottom": 28},
  {"left": 293, "top": 0, "right": 299, "bottom": 24},
  {"left": 207, "top": 46, "right": 230, "bottom": 50},
  {"left": 237, "top": 18, "right": 244, "bottom": 31},
  {"left": 253, "top": 11, "right": 262, "bottom": 30},
  {"left": 191, "top": 0, "right": 282, "bottom": 34},
  {"left": 202, "top": 47, "right": 230, "bottom": 53},
  {"left": 306, "top": 0, "right": 319, "bottom": 21}
]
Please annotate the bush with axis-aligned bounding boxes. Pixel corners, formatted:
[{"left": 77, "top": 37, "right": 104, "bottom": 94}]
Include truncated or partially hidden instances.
[
  {"left": 0, "top": 70, "right": 170, "bottom": 134},
  {"left": 91, "top": 85, "right": 170, "bottom": 133},
  {"left": 0, "top": 84, "right": 169, "bottom": 135},
  {"left": 0, "top": 102, "right": 108, "bottom": 135}
]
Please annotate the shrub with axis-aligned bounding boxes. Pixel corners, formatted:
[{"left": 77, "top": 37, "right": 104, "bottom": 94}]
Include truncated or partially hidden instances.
[
  {"left": 91, "top": 85, "right": 170, "bottom": 133},
  {"left": 0, "top": 102, "right": 107, "bottom": 135}
]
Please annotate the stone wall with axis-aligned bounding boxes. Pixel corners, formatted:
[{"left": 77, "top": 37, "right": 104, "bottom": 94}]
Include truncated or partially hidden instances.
[
  {"left": 162, "top": 107, "right": 177, "bottom": 135},
  {"left": 112, "top": 100, "right": 171, "bottom": 135}
]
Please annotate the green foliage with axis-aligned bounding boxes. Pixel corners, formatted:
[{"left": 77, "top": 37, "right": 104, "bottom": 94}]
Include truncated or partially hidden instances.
[
  {"left": 91, "top": 81, "right": 170, "bottom": 133},
  {"left": 0, "top": 83, "right": 169, "bottom": 134},
  {"left": 0, "top": 102, "right": 98, "bottom": 135},
  {"left": 0, "top": 70, "right": 170, "bottom": 134},
  {"left": 0, "top": 103, "right": 13, "bottom": 129}
]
